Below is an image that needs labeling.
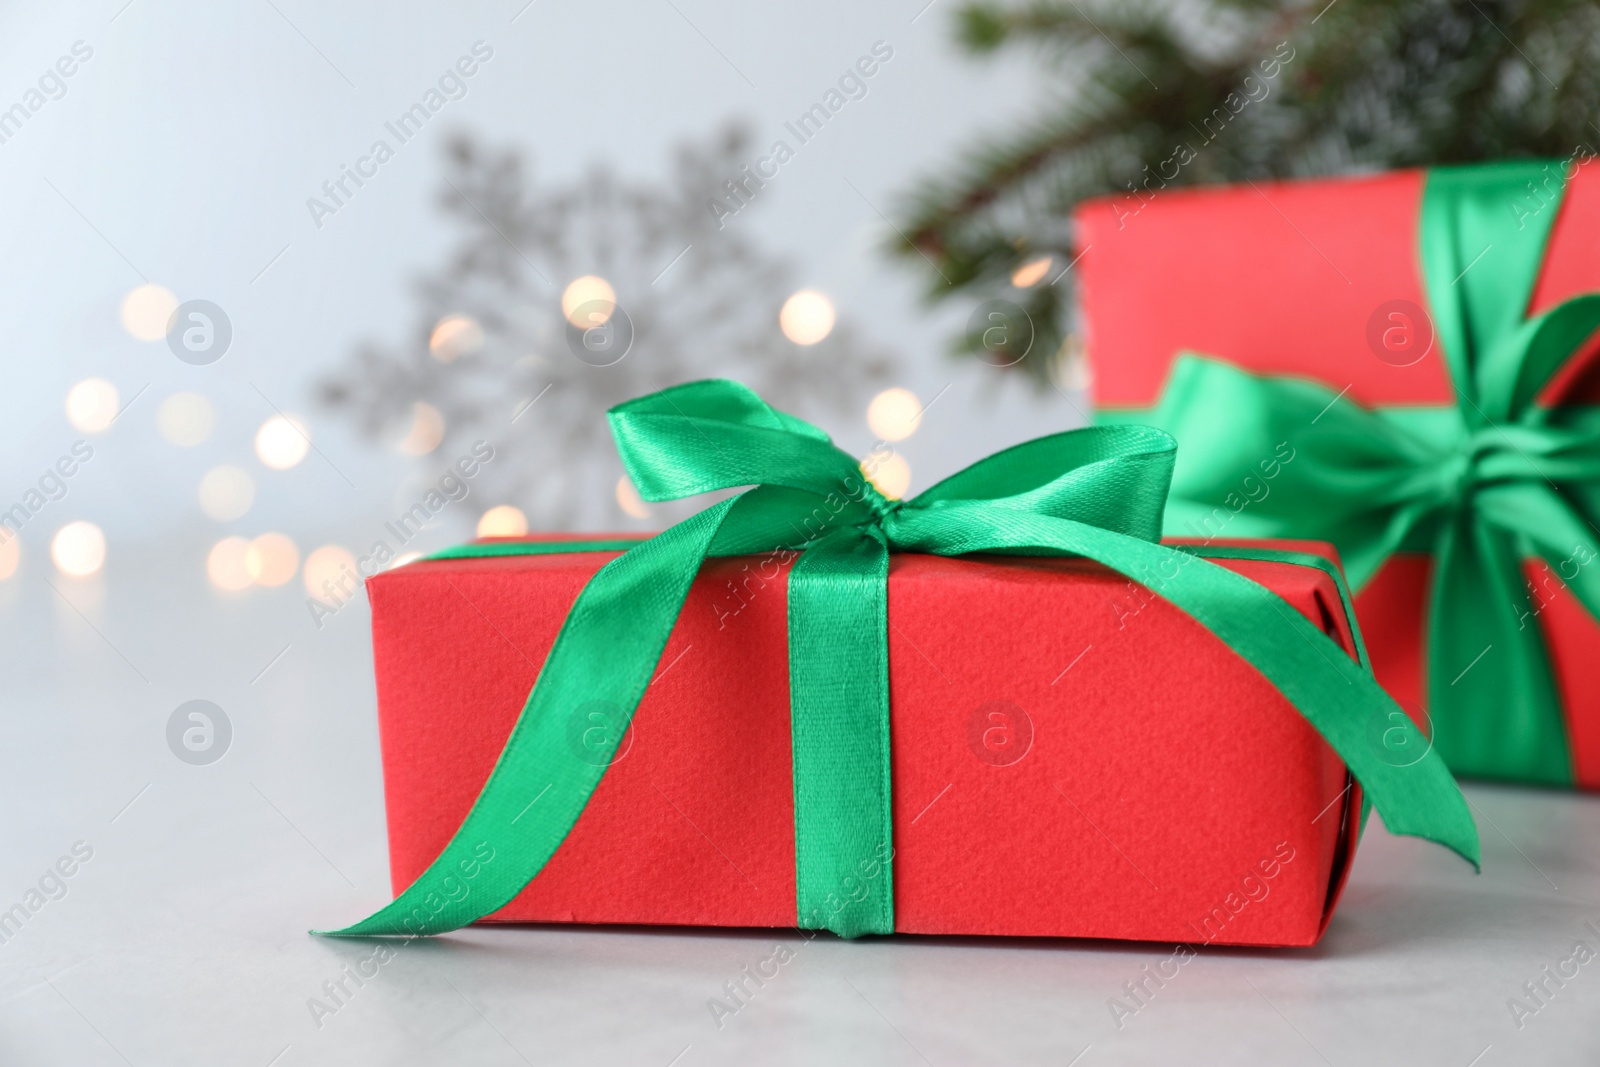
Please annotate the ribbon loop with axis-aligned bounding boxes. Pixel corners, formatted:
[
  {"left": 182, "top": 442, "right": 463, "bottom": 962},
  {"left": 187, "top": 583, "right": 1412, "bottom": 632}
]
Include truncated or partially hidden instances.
[
  {"left": 910, "top": 423, "right": 1174, "bottom": 540},
  {"left": 1421, "top": 160, "right": 1568, "bottom": 422},
  {"left": 609, "top": 379, "right": 864, "bottom": 503},
  {"left": 1482, "top": 294, "right": 1600, "bottom": 421}
]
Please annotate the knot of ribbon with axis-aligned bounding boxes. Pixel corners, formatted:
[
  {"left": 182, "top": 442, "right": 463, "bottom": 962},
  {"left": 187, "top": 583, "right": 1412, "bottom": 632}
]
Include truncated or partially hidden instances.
[
  {"left": 1145, "top": 160, "right": 1600, "bottom": 785},
  {"left": 322, "top": 379, "right": 1477, "bottom": 940}
]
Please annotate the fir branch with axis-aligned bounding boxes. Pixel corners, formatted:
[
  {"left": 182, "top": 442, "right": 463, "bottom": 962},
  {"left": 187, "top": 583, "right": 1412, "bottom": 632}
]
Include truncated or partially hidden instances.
[{"left": 893, "top": 0, "right": 1600, "bottom": 385}]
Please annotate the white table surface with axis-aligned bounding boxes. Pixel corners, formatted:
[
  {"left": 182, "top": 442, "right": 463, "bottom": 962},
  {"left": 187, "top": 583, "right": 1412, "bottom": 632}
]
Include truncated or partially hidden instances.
[{"left": 5, "top": 550, "right": 1600, "bottom": 1067}]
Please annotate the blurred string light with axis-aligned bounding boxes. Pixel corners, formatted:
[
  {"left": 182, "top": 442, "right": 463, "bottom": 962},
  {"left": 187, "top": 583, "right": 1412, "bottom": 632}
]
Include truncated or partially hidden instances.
[
  {"left": 861, "top": 453, "right": 911, "bottom": 501},
  {"left": 397, "top": 401, "right": 445, "bottom": 456},
  {"left": 779, "top": 290, "right": 834, "bottom": 345},
  {"left": 429, "top": 314, "right": 484, "bottom": 362},
  {"left": 51, "top": 521, "right": 105, "bottom": 578},
  {"left": 120, "top": 284, "right": 178, "bottom": 341},
  {"left": 156, "top": 392, "right": 216, "bottom": 446},
  {"left": 477, "top": 505, "right": 528, "bottom": 537},
  {"left": 198, "top": 465, "right": 255, "bottom": 521},
  {"left": 65, "top": 378, "right": 119, "bottom": 434},
  {"left": 255, "top": 414, "right": 311, "bottom": 470},
  {"left": 244, "top": 532, "right": 298, "bottom": 587},
  {"left": 303, "top": 544, "right": 358, "bottom": 599},
  {"left": 207, "top": 536, "right": 253, "bottom": 592},
  {"left": 561, "top": 275, "right": 616, "bottom": 327},
  {"left": 615, "top": 475, "right": 650, "bottom": 519},
  {"left": 390, "top": 551, "right": 424, "bottom": 569},
  {"left": 0, "top": 536, "right": 19, "bottom": 581},
  {"left": 1011, "top": 255, "right": 1053, "bottom": 288},
  {"left": 866, "top": 388, "right": 922, "bottom": 442}
]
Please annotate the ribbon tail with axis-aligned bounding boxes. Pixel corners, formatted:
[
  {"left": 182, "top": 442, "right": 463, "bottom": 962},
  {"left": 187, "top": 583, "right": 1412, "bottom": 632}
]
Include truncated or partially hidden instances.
[
  {"left": 1184, "top": 544, "right": 1374, "bottom": 671},
  {"left": 1116, "top": 530, "right": 1480, "bottom": 865},
  {"left": 788, "top": 528, "right": 894, "bottom": 938},
  {"left": 316, "top": 497, "right": 744, "bottom": 937},
  {"left": 888, "top": 506, "right": 1481, "bottom": 868},
  {"left": 1427, "top": 510, "right": 1573, "bottom": 785},
  {"left": 1476, "top": 477, "right": 1600, "bottom": 625}
]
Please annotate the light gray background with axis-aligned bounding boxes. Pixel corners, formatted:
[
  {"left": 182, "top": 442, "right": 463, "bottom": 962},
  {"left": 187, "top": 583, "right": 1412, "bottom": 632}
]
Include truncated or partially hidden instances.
[{"left": 3, "top": 2, "right": 1599, "bottom": 1064}]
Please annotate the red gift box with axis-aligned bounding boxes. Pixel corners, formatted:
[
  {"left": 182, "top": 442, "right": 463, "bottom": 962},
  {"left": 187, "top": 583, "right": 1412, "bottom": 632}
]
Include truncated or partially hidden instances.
[
  {"left": 1075, "top": 165, "right": 1600, "bottom": 788},
  {"left": 368, "top": 535, "right": 1364, "bottom": 947}
]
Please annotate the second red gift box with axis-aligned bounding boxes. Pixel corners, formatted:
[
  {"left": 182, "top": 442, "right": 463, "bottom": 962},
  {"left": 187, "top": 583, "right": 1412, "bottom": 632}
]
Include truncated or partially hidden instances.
[{"left": 1078, "top": 159, "right": 1600, "bottom": 788}]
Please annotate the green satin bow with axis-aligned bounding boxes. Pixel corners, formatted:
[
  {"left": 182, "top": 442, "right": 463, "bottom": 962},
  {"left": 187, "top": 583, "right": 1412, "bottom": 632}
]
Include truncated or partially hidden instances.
[
  {"left": 322, "top": 378, "right": 1477, "bottom": 940},
  {"left": 1139, "top": 160, "right": 1600, "bottom": 786}
]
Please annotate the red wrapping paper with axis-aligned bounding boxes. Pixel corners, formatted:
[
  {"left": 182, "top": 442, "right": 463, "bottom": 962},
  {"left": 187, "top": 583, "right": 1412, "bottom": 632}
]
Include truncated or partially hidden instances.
[
  {"left": 368, "top": 536, "right": 1363, "bottom": 946},
  {"left": 1076, "top": 166, "right": 1600, "bottom": 788}
]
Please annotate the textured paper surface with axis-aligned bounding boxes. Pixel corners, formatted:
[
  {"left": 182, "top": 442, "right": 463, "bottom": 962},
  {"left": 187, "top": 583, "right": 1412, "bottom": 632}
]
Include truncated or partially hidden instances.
[
  {"left": 368, "top": 538, "right": 1362, "bottom": 947},
  {"left": 1075, "top": 165, "right": 1600, "bottom": 410}
]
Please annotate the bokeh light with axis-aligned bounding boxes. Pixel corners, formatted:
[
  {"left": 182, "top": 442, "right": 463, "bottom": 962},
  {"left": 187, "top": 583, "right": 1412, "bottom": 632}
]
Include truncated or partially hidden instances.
[
  {"left": 120, "top": 284, "right": 179, "bottom": 341},
  {"left": 198, "top": 465, "right": 255, "bottom": 521},
  {"left": 0, "top": 536, "right": 19, "bottom": 581},
  {"left": 562, "top": 275, "right": 617, "bottom": 328},
  {"left": 156, "top": 391, "right": 216, "bottom": 446},
  {"left": 255, "top": 414, "right": 311, "bottom": 470},
  {"left": 477, "top": 505, "right": 528, "bottom": 537},
  {"left": 861, "top": 453, "right": 912, "bottom": 500},
  {"left": 615, "top": 476, "right": 651, "bottom": 519},
  {"left": 389, "top": 551, "right": 424, "bottom": 570},
  {"left": 66, "top": 378, "right": 120, "bottom": 434},
  {"left": 429, "top": 314, "right": 484, "bottom": 362},
  {"left": 779, "top": 290, "right": 835, "bottom": 345},
  {"left": 1011, "top": 256, "right": 1053, "bottom": 288},
  {"left": 866, "top": 388, "right": 922, "bottom": 442},
  {"left": 207, "top": 536, "right": 253, "bottom": 592},
  {"left": 245, "top": 532, "right": 299, "bottom": 587},
  {"left": 51, "top": 521, "right": 105, "bottom": 578},
  {"left": 397, "top": 401, "right": 445, "bottom": 456},
  {"left": 1055, "top": 333, "right": 1092, "bottom": 391},
  {"left": 303, "top": 544, "right": 359, "bottom": 599}
]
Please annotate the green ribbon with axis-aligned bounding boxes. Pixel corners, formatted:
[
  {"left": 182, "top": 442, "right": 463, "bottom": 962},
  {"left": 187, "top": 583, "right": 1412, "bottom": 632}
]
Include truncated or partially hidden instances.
[
  {"left": 1119, "top": 160, "right": 1600, "bottom": 786},
  {"left": 321, "top": 378, "right": 1478, "bottom": 940}
]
